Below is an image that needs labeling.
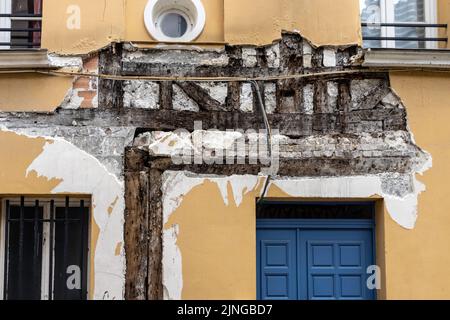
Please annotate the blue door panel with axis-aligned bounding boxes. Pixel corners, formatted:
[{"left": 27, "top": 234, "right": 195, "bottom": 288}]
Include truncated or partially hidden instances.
[
  {"left": 257, "top": 229, "right": 297, "bottom": 300},
  {"left": 257, "top": 220, "right": 375, "bottom": 301},
  {"left": 301, "top": 230, "right": 373, "bottom": 300}
]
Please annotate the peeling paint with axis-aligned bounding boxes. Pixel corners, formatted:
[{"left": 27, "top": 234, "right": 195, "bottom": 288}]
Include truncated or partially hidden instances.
[
  {"left": 1, "top": 128, "right": 125, "bottom": 300},
  {"left": 162, "top": 150, "right": 431, "bottom": 299},
  {"left": 108, "top": 196, "right": 119, "bottom": 215},
  {"left": 115, "top": 242, "right": 123, "bottom": 256}
]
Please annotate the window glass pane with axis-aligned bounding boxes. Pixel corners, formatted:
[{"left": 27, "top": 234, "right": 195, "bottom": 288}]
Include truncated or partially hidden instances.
[
  {"left": 6, "top": 206, "right": 43, "bottom": 300},
  {"left": 11, "top": 0, "right": 29, "bottom": 14},
  {"left": 53, "top": 206, "right": 89, "bottom": 300},
  {"left": 360, "top": 0, "right": 382, "bottom": 48},
  {"left": 393, "top": 0, "right": 425, "bottom": 22},
  {"left": 160, "top": 12, "right": 188, "bottom": 38},
  {"left": 393, "top": 0, "right": 426, "bottom": 48},
  {"left": 360, "top": 0, "right": 429, "bottom": 49}
]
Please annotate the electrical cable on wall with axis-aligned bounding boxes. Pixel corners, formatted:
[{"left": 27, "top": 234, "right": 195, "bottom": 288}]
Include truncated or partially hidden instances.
[
  {"left": 2, "top": 67, "right": 448, "bottom": 80},
  {"left": 250, "top": 80, "right": 273, "bottom": 205},
  {"left": 18, "top": 67, "right": 449, "bottom": 82}
]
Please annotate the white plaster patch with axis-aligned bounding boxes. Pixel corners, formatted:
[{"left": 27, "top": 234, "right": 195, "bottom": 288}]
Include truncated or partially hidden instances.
[
  {"left": 229, "top": 175, "right": 260, "bottom": 207},
  {"left": 197, "top": 82, "right": 228, "bottom": 105},
  {"left": 123, "top": 49, "right": 229, "bottom": 67},
  {"left": 382, "top": 92, "right": 404, "bottom": 109},
  {"left": 272, "top": 174, "right": 426, "bottom": 229},
  {"left": 135, "top": 130, "right": 247, "bottom": 160},
  {"left": 264, "top": 83, "right": 277, "bottom": 114},
  {"left": 266, "top": 43, "right": 280, "bottom": 68},
  {"left": 142, "top": 131, "right": 194, "bottom": 157},
  {"left": 47, "top": 54, "right": 83, "bottom": 69},
  {"left": 200, "top": 55, "right": 230, "bottom": 67},
  {"left": 303, "top": 42, "right": 313, "bottom": 68},
  {"left": 323, "top": 48, "right": 337, "bottom": 67},
  {"left": 240, "top": 83, "right": 254, "bottom": 112},
  {"left": 61, "top": 86, "right": 85, "bottom": 110},
  {"left": 173, "top": 84, "right": 199, "bottom": 112},
  {"left": 242, "top": 47, "right": 258, "bottom": 68},
  {"left": 0, "top": 128, "right": 126, "bottom": 300},
  {"left": 193, "top": 130, "right": 244, "bottom": 150},
  {"left": 303, "top": 41, "right": 312, "bottom": 55},
  {"left": 303, "top": 84, "right": 314, "bottom": 114},
  {"left": 123, "top": 81, "right": 160, "bottom": 109},
  {"left": 163, "top": 224, "right": 182, "bottom": 300},
  {"left": 327, "top": 82, "right": 339, "bottom": 110}
]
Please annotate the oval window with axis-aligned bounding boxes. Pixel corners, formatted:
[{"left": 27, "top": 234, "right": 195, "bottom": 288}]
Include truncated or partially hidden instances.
[{"left": 144, "top": 0, "right": 206, "bottom": 42}]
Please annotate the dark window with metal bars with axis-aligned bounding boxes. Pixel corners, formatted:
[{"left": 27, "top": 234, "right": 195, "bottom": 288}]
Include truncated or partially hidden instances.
[
  {"left": 0, "top": 0, "right": 42, "bottom": 49},
  {"left": 1, "top": 197, "right": 89, "bottom": 300}
]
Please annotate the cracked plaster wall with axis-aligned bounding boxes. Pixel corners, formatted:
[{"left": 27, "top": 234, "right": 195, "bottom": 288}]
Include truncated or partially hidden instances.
[
  {"left": 0, "top": 31, "right": 439, "bottom": 300},
  {"left": 0, "top": 128, "right": 127, "bottom": 299},
  {"left": 118, "top": 33, "right": 434, "bottom": 300}
]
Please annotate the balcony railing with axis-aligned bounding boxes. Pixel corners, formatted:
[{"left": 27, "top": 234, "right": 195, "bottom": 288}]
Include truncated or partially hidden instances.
[
  {"left": 361, "top": 22, "right": 448, "bottom": 49},
  {"left": 0, "top": 13, "right": 42, "bottom": 49}
]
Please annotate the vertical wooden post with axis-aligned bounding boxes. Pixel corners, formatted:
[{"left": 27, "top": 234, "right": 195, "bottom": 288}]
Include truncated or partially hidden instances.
[
  {"left": 124, "top": 148, "right": 150, "bottom": 300},
  {"left": 148, "top": 167, "right": 164, "bottom": 299}
]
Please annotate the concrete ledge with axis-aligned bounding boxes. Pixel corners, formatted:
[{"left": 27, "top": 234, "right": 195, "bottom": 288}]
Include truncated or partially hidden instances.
[
  {"left": 0, "top": 49, "right": 51, "bottom": 70},
  {"left": 363, "top": 48, "right": 450, "bottom": 69}
]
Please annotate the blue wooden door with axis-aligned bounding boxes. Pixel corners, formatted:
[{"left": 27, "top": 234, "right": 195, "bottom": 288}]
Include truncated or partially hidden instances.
[
  {"left": 257, "top": 229, "right": 297, "bottom": 300},
  {"left": 257, "top": 220, "right": 375, "bottom": 300}
]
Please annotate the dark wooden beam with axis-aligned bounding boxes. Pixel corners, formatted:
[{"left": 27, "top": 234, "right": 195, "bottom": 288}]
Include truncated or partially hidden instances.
[
  {"left": 0, "top": 107, "right": 406, "bottom": 137},
  {"left": 124, "top": 148, "right": 150, "bottom": 300}
]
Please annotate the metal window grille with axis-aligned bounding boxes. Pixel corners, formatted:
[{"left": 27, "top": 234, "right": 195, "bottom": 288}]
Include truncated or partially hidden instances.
[
  {"left": 361, "top": 22, "right": 448, "bottom": 48},
  {"left": 1, "top": 196, "right": 90, "bottom": 300},
  {"left": 0, "top": 0, "right": 42, "bottom": 49},
  {"left": 360, "top": 0, "right": 448, "bottom": 49}
]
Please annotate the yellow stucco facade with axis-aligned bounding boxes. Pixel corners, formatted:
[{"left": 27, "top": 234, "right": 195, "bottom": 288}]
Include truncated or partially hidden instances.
[
  {"left": 41, "top": 0, "right": 363, "bottom": 55},
  {"left": 439, "top": 0, "right": 450, "bottom": 48},
  {"left": 386, "top": 72, "right": 450, "bottom": 299},
  {"left": 1, "top": 0, "right": 450, "bottom": 300}
]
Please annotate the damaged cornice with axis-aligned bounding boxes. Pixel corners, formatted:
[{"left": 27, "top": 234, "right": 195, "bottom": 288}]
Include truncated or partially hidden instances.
[{"left": 0, "top": 49, "right": 53, "bottom": 70}]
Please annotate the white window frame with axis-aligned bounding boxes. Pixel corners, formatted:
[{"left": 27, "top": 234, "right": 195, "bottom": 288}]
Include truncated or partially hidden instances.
[
  {"left": 144, "top": 0, "right": 206, "bottom": 42},
  {"left": 0, "top": 197, "right": 91, "bottom": 300},
  {"left": 362, "top": 0, "right": 438, "bottom": 49}
]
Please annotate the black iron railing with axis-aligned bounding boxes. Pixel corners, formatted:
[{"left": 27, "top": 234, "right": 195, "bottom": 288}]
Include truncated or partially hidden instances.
[
  {"left": 361, "top": 22, "right": 448, "bottom": 49},
  {"left": 0, "top": 13, "right": 42, "bottom": 49}
]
